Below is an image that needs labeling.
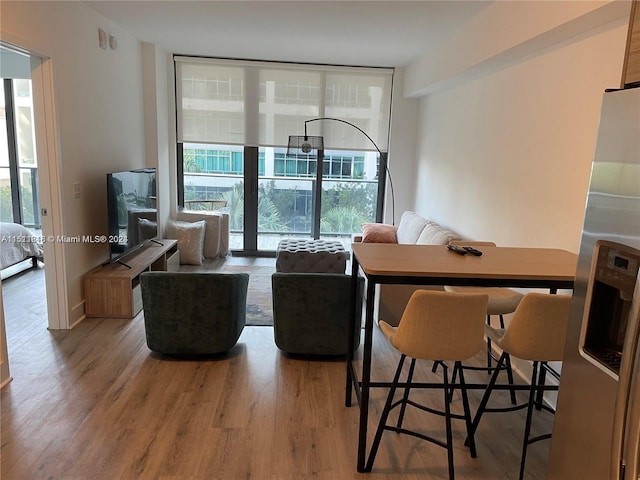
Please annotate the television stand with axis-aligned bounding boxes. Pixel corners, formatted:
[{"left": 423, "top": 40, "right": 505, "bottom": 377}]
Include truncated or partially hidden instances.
[{"left": 84, "top": 239, "right": 179, "bottom": 319}]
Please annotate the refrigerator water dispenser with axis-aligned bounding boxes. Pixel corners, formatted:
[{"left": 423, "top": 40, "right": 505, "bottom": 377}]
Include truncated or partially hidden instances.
[{"left": 580, "top": 241, "right": 640, "bottom": 377}]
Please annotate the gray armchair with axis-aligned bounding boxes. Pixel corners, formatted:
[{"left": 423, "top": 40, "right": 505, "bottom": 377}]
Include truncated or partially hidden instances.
[
  {"left": 271, "top": 273, "right": 364, "bottom": 355},
  {"left": 140, "top": 272, "right": 249, "bottom": 355}
]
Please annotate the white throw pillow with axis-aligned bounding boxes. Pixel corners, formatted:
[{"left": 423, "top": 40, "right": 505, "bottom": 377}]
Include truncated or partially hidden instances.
[
  {"left": 165, "top": 220, "right": 205, "bottom": 265},
  {"left": 176, "top": 211, "right": 222, "bottom": 258},
  {"left": 396, "top": 211, "right": 430, "bottom": 244},
  {"left": 416, "top": 223, "right": 461, "bottom": 245}
]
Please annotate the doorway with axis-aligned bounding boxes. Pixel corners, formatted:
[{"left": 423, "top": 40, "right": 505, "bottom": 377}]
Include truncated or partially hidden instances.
[
  {"left": 0, "top": 46, "right": 47, "bottom": 335},
  {"left": 0, "top": 41, "right": 67, "bottom": 332}
]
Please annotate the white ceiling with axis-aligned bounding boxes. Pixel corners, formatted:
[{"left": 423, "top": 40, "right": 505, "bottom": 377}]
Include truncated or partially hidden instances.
[{"left": 85, "top": 0, "right": 492, "bottom": 68}]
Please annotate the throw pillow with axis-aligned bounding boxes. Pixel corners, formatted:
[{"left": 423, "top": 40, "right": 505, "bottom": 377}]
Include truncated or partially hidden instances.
[
  {"left": 165, "top": 220, "right": 206, "bottom": 265},
  {"left": 176, "top": 210, "right": 222, "bottom": 258},
  {"left": 361, "top": 223, "right": 398, "bottom": 243},
  {"left": 138, "top": 218, "right": 158, "bottom": 242},
  {"left": 416, "top": 223, "right": 461, "bottom": 245},
  {"left": 396, "top": 211, "right": 430, "bottom": 244}
]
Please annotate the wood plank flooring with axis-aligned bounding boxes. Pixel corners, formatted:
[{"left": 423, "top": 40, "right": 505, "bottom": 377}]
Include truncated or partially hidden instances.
[{"left": 1, "top": 262, "right": 555, "bottom": 479}]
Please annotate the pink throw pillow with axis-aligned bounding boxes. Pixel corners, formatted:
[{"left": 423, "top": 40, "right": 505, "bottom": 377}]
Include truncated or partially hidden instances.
[{"left": 361, "top": 223, "right": 398, "bottom": 243}]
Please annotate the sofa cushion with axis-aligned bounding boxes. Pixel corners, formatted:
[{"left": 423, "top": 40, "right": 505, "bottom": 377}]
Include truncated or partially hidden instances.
[
  {"left": 138, "top": 218, "right": 158, "bottom": 242},
  {"left": 416, "top": 222, "right": 461, "bottom": 245},
  {"left": 176, "top": 210, "right": 228, "bottom": 258},
  {"left": 165, "top": 220, "right": 206, "bottom": 265},
  {"left": 361, "top": 223, "right": 398, "bottom": 243},
  {"left": 276, "top": 239, "right": 347, "bottom": 273},
  {"left": 396, "top": 211, "right": 430, "bottom": 244},
  {"left": 127, "top": 208, "right": 157, "bottom": 247}
]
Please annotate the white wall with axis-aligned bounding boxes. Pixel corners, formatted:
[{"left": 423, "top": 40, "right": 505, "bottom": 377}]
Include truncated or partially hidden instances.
[
  {"left": 141, "top": 43, "right": 172, "bottom": 232},
  {"left": 404, "top": 1, "right": 630, "bottom": 399},
  {"left": 408, "top": 4, "right": 629, "bottom": 252},
  {"left": 405, "top": 1, "right": 629, "bottom": 97},
  {"left": 1, "top": 2, "right": 146, "bottom": 325},
  {"left": 387, "top": 67, "right": 419, "bottom": 225}
]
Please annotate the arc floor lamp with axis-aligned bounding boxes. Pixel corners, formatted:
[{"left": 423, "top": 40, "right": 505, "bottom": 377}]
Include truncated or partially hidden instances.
[{"left": 287, "top": 117, "right": 395, "bottom": 225}]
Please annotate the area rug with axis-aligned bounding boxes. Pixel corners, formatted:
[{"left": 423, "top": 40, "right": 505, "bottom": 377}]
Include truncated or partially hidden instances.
[
  {"left": 180, "top": 261, "right": 275, "bottom": 326},
  {"left": 219, "top": 265, "right": 274, "bottom": 326}
]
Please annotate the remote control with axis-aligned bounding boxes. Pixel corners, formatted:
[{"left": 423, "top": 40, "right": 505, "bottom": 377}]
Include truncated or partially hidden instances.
[
  {"left": 463, "top": 246, "right": 483, "bottom": 256},
  {"left": 447, "top": 244, "right": 468, "bottom": 255}
]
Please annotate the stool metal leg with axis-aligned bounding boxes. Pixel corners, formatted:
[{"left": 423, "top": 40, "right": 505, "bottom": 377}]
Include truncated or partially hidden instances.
[
  {"left": 447, "top": 362, "right": 460, "bottom": 403},
  {"left": 486, "top": 314, "right": 493, "bottom": 373},
  {"left": 519, "top": 361, "right": 540, "bottom": 480},
  {"left": 367, "top": 358, "right": 459, "bottom": 480},
  {"left": 535, "top": 360, "right": 547, "bottom": 410},
  {"left": 497, "top": 314, "right": 518, "bottom": 405},
  {"left": 504, "top": 351, "right": 517, "bottom": 405},
  {"left": 396, "top": 357, "right": 417, "bottom": 429},
  {"left": 441, "top": 363, "right": 455, "bottom": 480},
  {"left": 365, "top": 354, "right": 406, "bottom": 472},
  {"left": 455, "top": 361, "right": 477, "bottom": 459},
  {"left": 485, "top": 314, "right": 517, "bottom": 405},
  {"left": 470, "top": 357, "right": 552, "bottom": 480},
  {"left": 467, "top": 352, "right": 507, "bottom": 445}
]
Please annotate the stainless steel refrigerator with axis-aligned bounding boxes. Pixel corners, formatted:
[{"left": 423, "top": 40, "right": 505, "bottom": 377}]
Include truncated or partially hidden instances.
[{"left": 547, "top": 86, "right": 640, "bottom": 479}]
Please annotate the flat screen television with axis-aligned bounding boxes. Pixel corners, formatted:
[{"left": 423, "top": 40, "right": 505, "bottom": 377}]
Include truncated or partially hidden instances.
[{"left": 106, "top": 168, "right": 157, "bottom": 264}]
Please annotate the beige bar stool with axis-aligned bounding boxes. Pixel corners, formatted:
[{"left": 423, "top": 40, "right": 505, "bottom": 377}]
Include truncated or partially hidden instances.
[
  {"left": 444, "top": 241, "right": 523, "bottom": 404},
  {"left": 468, "top": 292, "right": 572, "bottom": 480},
  {"left": 365, "top": 290, "right": 489, "bottom": 480}
]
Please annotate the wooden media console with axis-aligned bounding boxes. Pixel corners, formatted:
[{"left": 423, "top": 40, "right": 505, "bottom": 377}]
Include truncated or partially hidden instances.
[{"left": 84, "top": 239, "right": 179, "bottom": 319}]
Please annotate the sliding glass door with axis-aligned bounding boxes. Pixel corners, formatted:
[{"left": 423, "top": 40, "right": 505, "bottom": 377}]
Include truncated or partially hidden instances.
[
  {"left": 318, "top": 150, "right": 378, "bottom": 241},
  {"left": 179, "top": 143, "right": 380, "bottom": 253},
  {"left": 257, "top": 146, "right": 312, "bottom": 250}
]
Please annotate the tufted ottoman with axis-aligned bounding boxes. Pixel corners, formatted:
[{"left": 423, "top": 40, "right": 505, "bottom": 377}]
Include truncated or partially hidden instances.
[{"left": 276, "top": 239, "right": 347, "bottom": 273}]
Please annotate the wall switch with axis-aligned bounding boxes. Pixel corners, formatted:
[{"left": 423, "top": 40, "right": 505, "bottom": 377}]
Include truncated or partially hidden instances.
[{"left": 73, "top": 182, "right": 81, "bottom": 198}]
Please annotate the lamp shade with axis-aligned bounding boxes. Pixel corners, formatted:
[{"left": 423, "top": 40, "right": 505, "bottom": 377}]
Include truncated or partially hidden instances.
[{"left": 287, "top": 135, "right": 324, "bottom": 156}]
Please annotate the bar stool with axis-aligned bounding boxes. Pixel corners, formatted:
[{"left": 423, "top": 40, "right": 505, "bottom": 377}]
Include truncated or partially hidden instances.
[
  {"left": 444, "top": 241, "right": 523, "bottom": 404},
  {"left": 365, "top": 290, "right": 489, "bottom": 479},
  {"left": 468, "top": 292, "right": 572, "bottom": 480}
]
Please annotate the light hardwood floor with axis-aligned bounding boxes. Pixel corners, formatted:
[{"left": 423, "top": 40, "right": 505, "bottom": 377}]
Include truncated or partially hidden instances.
[{"left": 1, "top": 262, "right": 555, "bottom": 480}]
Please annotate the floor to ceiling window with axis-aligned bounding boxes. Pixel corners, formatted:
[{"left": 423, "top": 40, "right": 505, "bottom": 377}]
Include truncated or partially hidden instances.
[{"left": 175, "top": 57, "right": 393, "bottom": 254}]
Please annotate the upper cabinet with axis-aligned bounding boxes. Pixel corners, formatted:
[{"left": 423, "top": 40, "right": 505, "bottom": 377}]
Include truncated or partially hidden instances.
[{"left": 622, "top": 0, "right": 640, "bottom": 87}]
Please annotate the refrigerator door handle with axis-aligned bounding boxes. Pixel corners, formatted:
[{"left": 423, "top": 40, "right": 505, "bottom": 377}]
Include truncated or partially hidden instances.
[{"left": 612, "top": 270, "right": 640, "bottom": 480}]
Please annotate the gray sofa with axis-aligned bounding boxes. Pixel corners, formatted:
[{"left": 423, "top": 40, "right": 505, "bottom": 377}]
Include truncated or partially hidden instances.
[{"left": 359, "top": 211, "right": 462, "bottom": 326}]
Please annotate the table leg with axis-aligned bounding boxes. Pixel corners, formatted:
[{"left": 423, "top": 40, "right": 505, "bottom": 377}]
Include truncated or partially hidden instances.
[
  {"left": 357, "top": 279, "right": 376, "bottom": 472},
  {"left": 346, "top": 257, "right": 360, "bottom": 407}
]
